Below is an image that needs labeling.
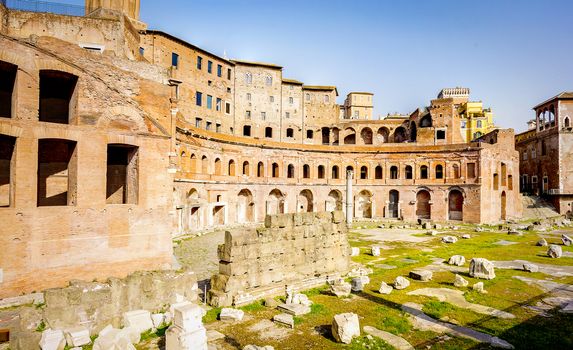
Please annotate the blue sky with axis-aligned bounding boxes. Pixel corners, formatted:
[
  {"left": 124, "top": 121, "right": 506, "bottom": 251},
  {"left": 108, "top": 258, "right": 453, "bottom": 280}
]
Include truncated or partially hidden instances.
[{"left": 62, "top": 0, "right": 572, "bottom": 131}]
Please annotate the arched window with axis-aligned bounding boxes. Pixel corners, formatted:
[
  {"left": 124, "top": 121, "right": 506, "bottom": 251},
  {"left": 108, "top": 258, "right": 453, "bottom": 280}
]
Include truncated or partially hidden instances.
[
  {"left": 214, "top": 158, "right": 222, "bottom": 175},
  {"left": 390, "top": 166, "right": 398, "bottom": 179},
  {"left": 265, "top": 75, "right": 272, "bottom": 86},
  {"left": 245, "top": 72, "right": 252, "bottom": 84},
  {"left": 303, "top": 164, "right": 310, "bottom": 178},
  {"left": 565, "top": 117, "right": 571, "bottom": 129},
  {"left": 190, "top": 154, "right": 197, "bottom": 173},
  {"left": 332, "top": 165, "right": 340, "bottom": 179},
  {"left": 318, "top": 165, "right": 325, "bottom": 179},
  {"left": 265, "top": 127, "right": 273, "bottom": 138},
  {"left": 287, "top": 164, "right": 295, "bottom": 178},
  {"left": 493, "top": 173, "right": 499, "bottom": 190},
  {"left": 228, "top": 160, "right": 236, "bottom": 176},
  {"left": 375, "top": 166, "right": 383, "bottom": 179},
  {"left": 419, "top": 114, "right": 432, "bottom": 128},
  {"left": 257, "top": 162, "right": 264, "bottom": 177},
  {"left": 435, "top": 165, "right": 444, "bottom": 179},
  {"left": 405, "top": 165, "right": 413, "bottom": 179},
  {"left": 272, "top": 163, "right": 279, "bottom": 178},
  {"left": 420, "top": 165, "right": 428, "bottom": 179},
  {"left": 360, "top": 166, "right": 368, "bottom": 179},
  {"left": 346, "top": 166, "right": 354, "bottom": 175},
  {"left": 242, "top": 161, "right": 250, "bottom": 176},
  {"left": 201, "top": 156, "right": 208, "bottom": 174}
]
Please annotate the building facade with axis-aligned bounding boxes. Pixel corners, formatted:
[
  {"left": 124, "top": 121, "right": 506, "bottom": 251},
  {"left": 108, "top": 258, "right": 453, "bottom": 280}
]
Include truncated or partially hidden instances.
[
  {"left": 516, "top": 92, "right": 573, "bottom": 215},
  {"left": 0, "top": 0, "right": 521, "bottom": 298}
]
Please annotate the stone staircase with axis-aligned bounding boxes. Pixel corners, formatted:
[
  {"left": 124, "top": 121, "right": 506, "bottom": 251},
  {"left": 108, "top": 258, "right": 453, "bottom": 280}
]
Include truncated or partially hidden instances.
[{"left": 521, "top": 195, "right": 560, "bottom": 220}]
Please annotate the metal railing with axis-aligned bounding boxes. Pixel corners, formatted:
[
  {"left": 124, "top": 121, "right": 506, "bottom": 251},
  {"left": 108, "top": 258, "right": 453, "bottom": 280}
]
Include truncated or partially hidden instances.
[{"left": 4, "top": 0, "right": 85, "bottom": 17}]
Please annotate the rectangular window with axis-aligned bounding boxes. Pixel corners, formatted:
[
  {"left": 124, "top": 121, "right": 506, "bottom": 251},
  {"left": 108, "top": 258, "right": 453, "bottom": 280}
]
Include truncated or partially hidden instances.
[
  {"left": 206, "top": 121, "right": 212, "bottom": 130},
  {"left": 243, "top": 125, "right": 251, "bottom": 136},
  {"left": 477, "top": 120, "right": 482, "bottom": 128},
  {"left": 286, "top": 128, "right": 294, "bottom": 138},
  {"left": 225, "top": 102, "right": 231, "bottom": 114},
  {"left": 197, "top": 56, "right": 202, "bottom": 70},
  {"left": 305, "top": 93, "right": 310, "bottom": 101},
  {"left": 207, "top": 60, "right": 213, "bottom": 73},
  {"left": 106, "top": 144, "right": 138, "bottom": 205},
  {"left": 354, "top": 111, "right": 359, "bottom": 118},
  {"left": 39, "top": 70, "right": 78, "bottom": 124},
  {"left": 246, "top": 110, "right": 251, "bottom": 119},
  {"left": 467, "top": 163, "right": 476, "bottom": 178},
  {"left": 324, "top": 94, "right": 329, "bottom": 103},
  {"left": 217, "top": 64, "right": 222, "bottom": 77},
  {"left": 289, "top": 97, "right": 293, "bottom": 104},
  {"left": 270, "top": 96, "right": 274, "bottom": 103},
  {"left": 172, "top": 52, "right": 179, "bottom": 68},
  {"left": 227, "top": 68, "right": 232, "bottom": 80},
  {"left": 247, "top": 93, "right": 251, "bottom": 101},
  {"left": 0, "top": 135, "right": 16, "bottom": 207},
  {"left": 285, "top": 112, "right": 290, "bottom": 119},
  {"left": 196, "top": 91, "right": 202, "bottom": 106},
  {"left": 216, "top": 123, "right": 221, "bottom": 133},
  {"left": 216, "top": 98, "right": 222, "bottom": 111},
  {"left": 0, "top": 61, "right": 17, "bottom": 119},
  {"left": 37, "top": 139, "right": 77, "bottom": 207},
  {"left": 261, "top": 112, "right": 266, "bottom": 120},
  {"left": 207, "top": 95, "right": 213, "bottom": 109},
  {"left": 436, "top": 130, "right": 446, "bottom": 139},
  {"left": 523, "top": 151, "right": 528, "bottom": 161}
]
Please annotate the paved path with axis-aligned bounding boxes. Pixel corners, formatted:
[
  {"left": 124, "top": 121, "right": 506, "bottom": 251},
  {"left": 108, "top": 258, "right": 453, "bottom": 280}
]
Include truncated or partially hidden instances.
[{"left": 363, "top": 326, "right": 414, "bottom": 350}]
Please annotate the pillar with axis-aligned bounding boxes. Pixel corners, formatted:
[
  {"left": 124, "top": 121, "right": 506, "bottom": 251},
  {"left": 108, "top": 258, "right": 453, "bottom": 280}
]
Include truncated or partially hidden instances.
[{"left": 346, "top": 170, "right": 353, "bottom": 227}]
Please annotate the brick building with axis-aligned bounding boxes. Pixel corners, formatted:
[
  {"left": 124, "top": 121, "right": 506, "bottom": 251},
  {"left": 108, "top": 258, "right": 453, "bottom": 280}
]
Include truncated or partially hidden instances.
[{"left": 0, "top": 0, "right": 521, "bottom": 298}]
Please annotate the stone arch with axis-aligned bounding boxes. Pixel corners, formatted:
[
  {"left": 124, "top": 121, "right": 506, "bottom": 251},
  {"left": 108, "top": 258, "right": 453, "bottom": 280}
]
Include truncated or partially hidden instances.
[
  {"left": 228, "top": 159, "right": 236, "bottom": 176},
  {"left": 393, "top": 126, "right": 407, "bottom": 143},
  {"left": 416, "top": 190, "right": 431, "bottom": 220},
  {"left": 257, "top": 162, "right": 264, "bottom": 177},
  {"left": 267, "top": 189, "right": 285, "bottom": 215},
  {"left": 318, "top": 165, "right": 325, "bottom": 179},
  {"left": 303, "top": 164, "right": 310, "bottom": 178},
  {"left": 272, "top": 162, "right": 280, "bottom": 178},
  {"left": 326, "top": 190, "right": 343, "bottom": 212},
  {"left": 214, "top": 158, "right": 222, "bottom": 175},
  {"left": 420, "top": 165, "right": 429, "bottom": 179},
  {"left": 360, "top": 127, "right": 373, "bottom": 145},
  {"left": 344, "top": 127, "right": 356, "bottom": 144},
  {"left": 332, "top": 165, "right": 340, "bottom": 179},
  {"left": 388, "top": 190, "right": 399, "bottom": 218},
  {"left": 565, "top": 117, "right": 571, "bottom": 128},
  {"left": 242, "top": 161, "right": 250, "bottom": 176},
  {"left": 390, "top": 166, "right": 398, "bottom": 179},
  {"left": 298, "top": 189, "right": 314, "bottom": 213},
  {"left": 360, "top": 165, "right": 368, "bottom": 179},
  {"left": 435, "top": 164, "right": 444, "bottom": 179},
  {"left": 287, "top": 164, "right": 295, "bottom": 178},
  {"left": 375, "top": 165, "right": 383, "bottom": 179},
  {"left": 448, "top": 189, "right": 464, "bottom": 221},
  {"left": 377, "top": 127, "right": 390, "bottom": 143},
  {"left": 332, "top": 127, "right": 340, "bottom": 145},
  {"left": 356, "top": 190, "right": 373, "bottom": 218},
  {"left": 420, "top": 114, "right": 433, "bottom": 128},
  {"left": 237, "top": 189, "right": 254, "bottom": 223},
  {"left": 405, "top": 165, "right": 413, "bottom": 179}
]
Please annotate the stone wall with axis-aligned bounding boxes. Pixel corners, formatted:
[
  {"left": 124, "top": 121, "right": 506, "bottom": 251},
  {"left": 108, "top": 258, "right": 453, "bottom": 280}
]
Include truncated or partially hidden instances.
[
  {"left": 208, "top": 211, "right": 350, "bottom": 307},
  {"left": 9, "top": 269, "right": 199, "bottom": 350}
]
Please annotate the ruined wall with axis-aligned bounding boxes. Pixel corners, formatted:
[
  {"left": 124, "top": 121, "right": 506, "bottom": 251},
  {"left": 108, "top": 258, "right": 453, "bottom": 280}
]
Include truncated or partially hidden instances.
[
  {"left": 9, "top": 269, "right": 198, "bottom": 350},
  {"left": 208, "top": 211, "right": 350, "bottom": 307},
  {"left": 0, "top": 36, "right": 174, "bottom": 299}
]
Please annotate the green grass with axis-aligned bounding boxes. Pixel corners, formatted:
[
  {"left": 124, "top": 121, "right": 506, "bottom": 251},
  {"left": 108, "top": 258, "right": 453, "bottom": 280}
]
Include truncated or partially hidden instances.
[
  {"left": 202, "top": 306, "right": 221, "bottom": 324},
  {"left": 239, "top": 300, "right": 266, "bottom": 313},
  {"left": 423, "top": 300, "right": 457, "bottom": 319},
  {"left": 348, "top": 335, "right": 395, "bottom": 350}
]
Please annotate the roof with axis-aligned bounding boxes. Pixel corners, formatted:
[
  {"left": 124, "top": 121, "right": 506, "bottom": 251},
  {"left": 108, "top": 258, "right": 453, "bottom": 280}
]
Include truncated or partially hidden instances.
[
  {"left": 532, "top": 92, "right": 573, "bottom": 110},
  {"left": 303, "top": 85, "right": 339, "bottom": 96},
  {"left": 348, "top": 92, "right": 374, "bottom": 95},
  {"left": 143, "top": 30, "right": 233, "bottom": 65},
  {"left": 230, "top": 59, "right": 282, "bottom": 69},
  {"left": 282, "top": 78, "right": 304, "bottom": 85}
]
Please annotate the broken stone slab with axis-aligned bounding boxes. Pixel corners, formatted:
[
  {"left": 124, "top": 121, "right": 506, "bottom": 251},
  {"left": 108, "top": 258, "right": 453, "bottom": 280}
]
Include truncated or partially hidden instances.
[
  {"left": 448, "top": 255, "right": 466, "bottom": 266},
  {"left": 332, "top": 313, "right": 360, "bottom": 344},
  {"left": 206, "top": 329, "right": 225, "bottom": 342},
  {"left": 166, "top": 324, "right": 208, "bottom": 350},
  {"left": 371, "top": 246, "right": 381, "bottom": 256},
  {"left": 351, "top": 276, "right": 370, "bottom": 292},
  {"left": 427, "top": 230, "right": 438, "bottom": 236},
  {"left": 277, "top": 303, "right": 311, "bottom": 316},
  {"left": 263, "top": 297, "right": 278, "bottom": 308},
  {"left": 363, "top": 325, "right": 414, "bottom": 350},
  {"left": 330, "top": 281, "right": 352, "bottom": 297},
  {"left": 350, "top": 247, "right": 360, "bottom": 256},
  {"left": 348, "top": 266, "right": 373, "bottom": 277},
  {"left": 469, "top": 258, "right": 496, "bottom": 280},
  {"left": 537, "top": 238, "right": 548, "bottom": 247},
  {"left": 508, "top": 229, "right": 522, "bottom": 236},
  {"left": 123, "top": 309, "right": 154, "bottom": 334},
  {"left": 64, "top": 326, "right": 91, "bottom": 347},
  {"left": 523, "top": 263, "right": 539, "bottom": 273},
  {"left": 409, "top": 270, "right": 433, "bottom": 282},
  {"left": 562, "top": 234, "right": 572, "bottom": 246},
  {"left": 273, "top": 313, "right": 295, "bottom": 328},
  {"left": 40, "top": 329, "right": 66, "bottom": 350},
  {"left": 454, "top": 274, "right": 469, "bottom": 288},
  {"left": 174, "top": 303, "right": 205, "bottom": 332},
  {"left": 220, "top": 308, "right": 244, "bottom": 322},
  {"left": 292, "top": 293, "right": 313, "bottom": 306},
  {"left": 378, "top": 282, "right": 393, "bottom": 295},
  {"left": 560, "top": 303, "right": 573, "bottom": 314},
  {"left": 93, "top": 325, "right": 139, "bottom": 350},
  {"left": 442, "top": 236, "right": 458, "bottom": 244},
  {"left": 473, "top": 282, "right": 486, "bottom": 294},
  {"left": 434, "top": 224, "right": 443, "bottom": 230},
  {"left": 394, "top": 276, "right": 410, "bottom": 290},
  {"left": 548, "top": 244, "right": 563, "bottom": 258},
  {"left": 461, "top": 234, "right": 471, "bottom": 239}
]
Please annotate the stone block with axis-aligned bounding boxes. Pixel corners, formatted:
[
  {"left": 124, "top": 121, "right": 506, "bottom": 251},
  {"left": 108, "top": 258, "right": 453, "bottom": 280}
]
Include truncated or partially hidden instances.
[
  {"left": 330, "top": 281, "right": 352, "bottom": 297},
  {"left": 123, "top": 310, "right": 153, "bottom": 334},
  {"left": 548, "top": 245, "right": 562, "bottom": 258},
  {"left": 273, "top": 313, "right": 295, "bottom": 328},
  {"left": 453, "top": 274, "right": 469, "bottom": 287},
  {"left": 64, "top": 326, "right": 91, "bottom": 347},
  {"left": 350, "top": 247, "right": 360, "bottom": 256},
  {"left": 332, "top": 313, "right": 360, "bottom": 344},
  {"left": 165, "top": 324, "right": 208, "bottom": 350},
  {"left": 371, "top": 246, "right": 381, "bottom": 256},
  {"left": 277, "top": 303, "right": 311, "bottom": 316},
  {"left": 393, "top": 276, "right": 410, "bottom": 290},
  {"left": 40, "top": 329, "right": 66, "bottom": 350},
  {"left": 469, "top": 258, "right": 496, "bottom": 280},
  {"left": 220, "top": 308, "right": 244, "bottom": 322},
  {"left": 378, "top": 282, "right": 393, "bottom": 295},
  {"left": 442, "top": 236, "right": 458, "bottom": 243},
  {"left": 448, "top": 255, "right": 465, "bottom": 266},
  {"left": 173, "top": 303, "right": 204, "bottom": 332},
  {"left": 523, "top": 263, "right": 539, "bottom": 273},
  {"left": 409, "top": 270, "right": 432, "bottom": 282},
  {"left": 562, "top": 234, "right": 572, "bottom": 246}
]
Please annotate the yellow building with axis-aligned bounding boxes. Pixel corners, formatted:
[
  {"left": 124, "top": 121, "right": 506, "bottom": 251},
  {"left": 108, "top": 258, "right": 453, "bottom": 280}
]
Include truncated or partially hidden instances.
[{"left": 458, "top": 101, "right": 495, "bottom": 142}]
